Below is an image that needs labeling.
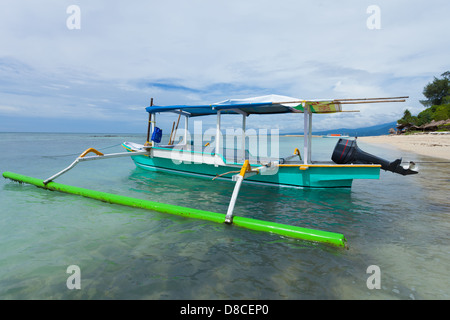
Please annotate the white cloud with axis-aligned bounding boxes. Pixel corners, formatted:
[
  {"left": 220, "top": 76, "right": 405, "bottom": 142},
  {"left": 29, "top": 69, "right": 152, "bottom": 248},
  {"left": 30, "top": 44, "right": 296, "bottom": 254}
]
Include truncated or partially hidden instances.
[
  {"left": 0, "top": 0, "right": 449, "bottom": 132},
  {"left": 0, "top": 105, "right": 21, "bottom": 114}
]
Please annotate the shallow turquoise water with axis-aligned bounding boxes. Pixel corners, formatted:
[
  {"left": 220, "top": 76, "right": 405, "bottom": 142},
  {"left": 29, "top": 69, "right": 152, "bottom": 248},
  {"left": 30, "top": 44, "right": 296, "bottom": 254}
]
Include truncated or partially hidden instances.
[{"left": 0, "top": 132, "right": 449, "bottom": 299}]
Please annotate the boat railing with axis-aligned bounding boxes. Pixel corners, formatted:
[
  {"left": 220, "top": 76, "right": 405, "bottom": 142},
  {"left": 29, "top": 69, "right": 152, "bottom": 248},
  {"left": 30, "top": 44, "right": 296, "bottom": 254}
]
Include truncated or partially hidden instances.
[{"left": 144, "top": 142, "right": 314, "bottom": 166}]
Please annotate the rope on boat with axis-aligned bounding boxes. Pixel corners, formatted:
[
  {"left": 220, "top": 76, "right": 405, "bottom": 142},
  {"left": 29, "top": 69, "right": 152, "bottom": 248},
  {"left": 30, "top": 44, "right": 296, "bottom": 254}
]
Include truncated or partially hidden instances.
[{"left": 212, "top": 170, "right": 240, "bottom": 180}]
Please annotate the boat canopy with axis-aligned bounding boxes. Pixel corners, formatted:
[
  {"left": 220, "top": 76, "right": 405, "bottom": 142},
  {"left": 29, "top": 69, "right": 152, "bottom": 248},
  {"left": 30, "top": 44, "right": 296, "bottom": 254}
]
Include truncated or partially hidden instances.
[{"left": 145, "top": 95, "right": 342, "bottom": 117}]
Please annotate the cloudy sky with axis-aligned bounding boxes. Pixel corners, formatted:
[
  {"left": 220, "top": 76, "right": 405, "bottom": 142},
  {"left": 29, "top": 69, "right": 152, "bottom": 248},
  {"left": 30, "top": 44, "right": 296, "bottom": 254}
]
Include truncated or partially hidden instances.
[{"left": 0, "top": 0, "right": 449, "bottom": 133}]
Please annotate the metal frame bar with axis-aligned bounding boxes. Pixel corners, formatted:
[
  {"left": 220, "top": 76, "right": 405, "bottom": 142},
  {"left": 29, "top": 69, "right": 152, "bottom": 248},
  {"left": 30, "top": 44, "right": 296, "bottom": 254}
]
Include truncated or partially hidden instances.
[{"left": 43, "top": 150, "right": 149, "bottom": 184}]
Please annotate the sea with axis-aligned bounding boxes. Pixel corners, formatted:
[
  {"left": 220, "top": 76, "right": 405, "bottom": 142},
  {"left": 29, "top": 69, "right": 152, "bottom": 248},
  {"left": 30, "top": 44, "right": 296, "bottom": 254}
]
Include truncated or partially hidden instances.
[{"left": 0, "top": 132, "right": 449, "bottom": 300}]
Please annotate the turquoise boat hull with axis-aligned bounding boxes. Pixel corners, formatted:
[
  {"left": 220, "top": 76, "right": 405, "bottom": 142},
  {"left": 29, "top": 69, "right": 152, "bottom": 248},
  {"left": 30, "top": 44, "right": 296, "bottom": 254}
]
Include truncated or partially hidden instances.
[{"left": 126, "top": 146, "right": 381, "bottom": 188}]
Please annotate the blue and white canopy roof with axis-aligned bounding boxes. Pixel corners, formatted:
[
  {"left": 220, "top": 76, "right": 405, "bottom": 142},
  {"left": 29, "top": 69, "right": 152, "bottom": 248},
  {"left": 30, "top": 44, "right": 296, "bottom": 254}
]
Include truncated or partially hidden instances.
[{"left": 145, "top": 95, "right": 342, "bottom": 117}]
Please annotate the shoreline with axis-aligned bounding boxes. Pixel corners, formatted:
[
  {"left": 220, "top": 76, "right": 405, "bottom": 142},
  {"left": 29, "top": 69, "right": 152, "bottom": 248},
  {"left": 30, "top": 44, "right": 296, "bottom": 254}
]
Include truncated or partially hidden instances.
[{"left": 358, "top": 134, "right": 450, "bottom": 160}]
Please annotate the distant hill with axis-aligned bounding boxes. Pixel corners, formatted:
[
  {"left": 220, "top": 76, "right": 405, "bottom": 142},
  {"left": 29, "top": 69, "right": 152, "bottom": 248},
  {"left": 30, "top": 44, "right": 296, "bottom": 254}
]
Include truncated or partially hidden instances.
[{"left": 310, "top": 121, "right": 397, "bottom": 137}]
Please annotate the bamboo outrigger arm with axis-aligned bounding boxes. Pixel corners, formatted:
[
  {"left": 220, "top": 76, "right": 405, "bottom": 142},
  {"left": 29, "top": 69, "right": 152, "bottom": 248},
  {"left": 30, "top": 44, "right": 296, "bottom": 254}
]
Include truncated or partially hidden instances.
[
  {"left": 43, "top": 147, "right": 149, "bottom": 185},
  {"left": 224, "top": 160, "right": 278, "bottom": 224},
  {"left": 225, "top": 160, "right": 253, "bottom": 224}
]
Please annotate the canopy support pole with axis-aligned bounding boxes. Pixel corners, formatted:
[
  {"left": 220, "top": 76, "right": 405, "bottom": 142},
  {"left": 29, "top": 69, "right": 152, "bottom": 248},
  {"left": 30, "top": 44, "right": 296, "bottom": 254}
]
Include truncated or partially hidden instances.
[
  {"left": 151, "top": 113, "right": 156, "bottom": 145},
  {"left": 303, "top": 104, "right": 310, "bottom": 164},
  {"left": 184, "top": 115, "right": 189, "bottom": 148},
  {"left": 308, "top": 111, "right": 312, "bottom": 162},
  {"left": 242, "top": 113, "right": 246, "bottom": 161},
  {"left": 215, "top": 110, "right": 221, "bottom": 166},
  {"left": 145, "top": 98, "right": 154, "bottom": 146}
]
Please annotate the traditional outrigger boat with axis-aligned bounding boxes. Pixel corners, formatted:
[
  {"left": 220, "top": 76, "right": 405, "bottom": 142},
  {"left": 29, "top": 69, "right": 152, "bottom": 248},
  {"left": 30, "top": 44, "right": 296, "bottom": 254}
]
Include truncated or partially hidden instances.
[
  {"left": 2, "top": 94, "right": 419, "bottom": 247},
  {"left": 120, "top": 95, "right": 417, "bottom": 192}
]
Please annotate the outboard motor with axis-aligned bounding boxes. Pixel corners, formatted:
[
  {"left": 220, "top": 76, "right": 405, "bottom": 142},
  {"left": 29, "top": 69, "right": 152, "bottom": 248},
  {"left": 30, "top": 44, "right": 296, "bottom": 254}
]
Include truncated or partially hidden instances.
[{"left": 332, "top": 139, "right": 418, "bottom": 175}]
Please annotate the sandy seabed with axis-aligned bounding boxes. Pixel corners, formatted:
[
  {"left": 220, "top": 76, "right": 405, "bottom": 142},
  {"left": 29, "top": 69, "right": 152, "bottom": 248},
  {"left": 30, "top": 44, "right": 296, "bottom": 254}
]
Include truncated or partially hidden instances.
[{"left": 359, "top": 134, "right": 450, "bottom": 160}]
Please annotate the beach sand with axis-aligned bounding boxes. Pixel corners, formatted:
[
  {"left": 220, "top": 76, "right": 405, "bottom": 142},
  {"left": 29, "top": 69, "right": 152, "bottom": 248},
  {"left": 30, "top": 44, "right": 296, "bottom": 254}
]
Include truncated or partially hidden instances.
[{"left": 359, "top": 134, "right": 450, "bottom": 160}]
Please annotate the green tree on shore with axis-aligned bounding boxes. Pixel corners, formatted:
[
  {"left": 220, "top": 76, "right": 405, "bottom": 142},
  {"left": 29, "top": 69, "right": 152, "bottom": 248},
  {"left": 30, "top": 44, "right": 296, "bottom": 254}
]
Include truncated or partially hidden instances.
[
  {"left": 420, "top": 71, "right": 450, "bottom": 107},
  {"left": 397, "top": 109, "right": 416, "bottom": 125},
  {"left": 398, "top": 71, "right": 450, "bottom": 127}
]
